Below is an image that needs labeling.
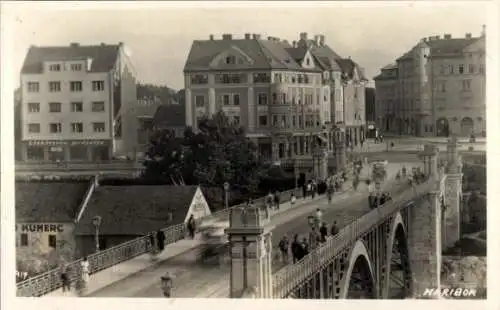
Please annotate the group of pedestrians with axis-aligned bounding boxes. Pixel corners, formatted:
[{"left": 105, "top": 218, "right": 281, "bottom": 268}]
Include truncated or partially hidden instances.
[
  {"left": 266, "top": 191, "right": 282, "bottom": 210},
  {"left": 396, "top": 165, "right": 426, "bottom": 187},
  {"left": 148, "top": 229, "right": 167, "bottom": 258},
  {"left": 58, "top": 256, "right": 90, "bottom": 295},
  {"left": 278, "top": 220, "right": 340, "bottom": 264}
]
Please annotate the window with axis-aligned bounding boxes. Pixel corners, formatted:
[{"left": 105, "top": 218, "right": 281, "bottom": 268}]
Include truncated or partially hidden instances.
[
  {"left": 27, "top": 82, "right": 39, "bottom": 93},
  {"left": 436, "top": 81, "right": 446, "bottom": 93},
  {"left": 462, "top": 80, "right": 472, "bottom": 91},
  {"left": 93, "top": 122, "right": 105, "bottom": 133},
  {"left": 306, "top": 58, "right": 310, "bottom": 65},
  {"left": 48, "top": 235, "right": 57, "bottom": 248},
  {"left": 71, "top": 63, "right": 82, "bottom": 71},
  {"left": 92, "top": 101, "right": 105, "bottom": 112},
  {"left": 258, "top": 93, "right": 268, "bottom": 105},
  {"left": 233, "top": 116, "right": 240, "bottom": 125},
  {"left": 20, "top": 233, "right": 28, "bottom": 246},
  {"left": 253, "top": 73, "right": 270, "bottom": 83},
  {"left": 28, "top": 102, "right": 40, "bottom": 113},
  {"left": 272, "top": 93, "right": 277, "bottom": 104},
  {"left": 49, "top": 123, "right": 62, "bottom": 133},
  {"left": 49, "top": 81, "right": 61, "bottom": 92},
  {"left": 28, "top": 123, "right": 40, "bottom": 133},
  {"left": 195, "top": 95, "right": 205, "bottom": 107},
  {"left": 223, "top": 95, "right": 230, "bottom": 106},
  {"left": 233, "top": 94, "right": 240, "bottom": 106},
  {"left": 215, "top": 73, "right": 246, "bottom": 84},
  {"left": 469, "top": 64, "right": 475, "bottom": 74},
  {"left": 225, "top": 56, "right": 236, "bottom": 64},
  {"left": 49, "top": 102, "right": 61, "bottom": 113},
  {"left": 272, "top": 115, "right": 279, "bottom": 127},
  {"left": 458, "top": 64, "right": 464, "bottom": 74},
  {"left": 71, "top": 122, "right": 83, "bottom": 133},
  {"left": 92, "top": 80, "right": 105, "bottom": 91},
  {"left": 479, "top": 64, "right": 485, "bottom": 74},
  {"left": 448, "top": 65, "right": 454, "bottom": 75},
  {"left": 259, "top": 115, "right": 268, "bottom": 126},
  {"left": 191, "top": 74, "right": 208, "bottom": 85},
  {"left": 439, "top": 65, "right": 445, "bottom": 75},
  {"left": 49, "top": 64, "right": 61, "bottom": 71},
  {"left": 71, "top": 102, "right": 83, "bottom": 112},
  {"left": 70, "top": 81, "right": 83, "bottom": 92}
]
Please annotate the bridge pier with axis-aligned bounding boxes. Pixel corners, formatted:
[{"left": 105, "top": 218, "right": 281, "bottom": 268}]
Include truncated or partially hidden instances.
[
  {"left": 410, "top": 145, "right": 443, "bottom": 298},
  {"left": 443, "top": 137, "right": 463, "bottom": 250},
  {"left": 225, "top": 207, "right": 274, "bottom": 298}
]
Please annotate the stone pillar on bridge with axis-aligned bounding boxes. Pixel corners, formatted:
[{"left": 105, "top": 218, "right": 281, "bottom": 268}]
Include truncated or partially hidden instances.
[
  {"left": 225, "top": 207, "right": 274, "bottom": 298},
  {"left": 408, "top": 145, "right": 443, "bottom": 298},
  {"left": 418, "top": 144, "right": 439, "bottom": 181},
  {"left": 443, "top": 137, "right": 463, "bottom": 250}
]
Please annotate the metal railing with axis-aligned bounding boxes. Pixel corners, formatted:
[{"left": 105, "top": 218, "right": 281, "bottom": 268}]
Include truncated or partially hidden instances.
[
  {"left": 17, "top": 188, "right": 299, "bottom": 297},
  {"left": 272, "top": 179, "right": 435, "bottom": 298}
]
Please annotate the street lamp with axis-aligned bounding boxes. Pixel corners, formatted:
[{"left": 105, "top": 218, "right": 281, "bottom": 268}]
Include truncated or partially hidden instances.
[
  {"left": 223, "top": 182, "right": 230, "bottom": 209},
  {"left": 92, "top": 215, "right": 102, "bottom": 253}
]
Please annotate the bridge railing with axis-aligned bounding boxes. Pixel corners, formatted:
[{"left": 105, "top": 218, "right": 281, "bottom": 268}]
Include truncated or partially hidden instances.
[
  {"left": 272, "top": 180, "right": 434, "bottom": 298},
  {"left": 17, "top": 188, "right": 299, "bottom": 297}
]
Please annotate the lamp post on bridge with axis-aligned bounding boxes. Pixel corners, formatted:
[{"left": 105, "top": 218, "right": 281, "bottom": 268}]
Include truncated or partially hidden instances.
[
  {"left": 92, "top": 215, "right": 102, "bottom": 253},
  {"left": 223, "top": 182, "right": 230, "bottom": 209}
]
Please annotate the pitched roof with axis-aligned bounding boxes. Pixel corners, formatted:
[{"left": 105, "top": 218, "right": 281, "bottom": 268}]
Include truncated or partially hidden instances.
[
  {"left": 74, "top": 185, "right": 198, "bottom": 235},
  {"left": 397, "top": 37, "right": 480, "bottom": 61},
  {"left": 153, "top": 104, "right": 186, "bottom": 127},
  {"left": 310, "top": 45, "right": 342, "bottom": 71},
  {"left": 21, "top": 44, "right": 120, "bottom": 74},
  {"left": 16, "top": 181, "right": 90, "bottom": 222},
  {"left": 184, "top": 39, "right": 323, "bottom": 72},
  {"left": 382, "top": 63, "right": 398, "bottom": 70}
]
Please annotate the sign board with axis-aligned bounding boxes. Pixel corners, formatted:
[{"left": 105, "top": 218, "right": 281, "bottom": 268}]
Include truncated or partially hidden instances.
[{"left": 16, "top": 223, "right": 64, "bottom": 233}]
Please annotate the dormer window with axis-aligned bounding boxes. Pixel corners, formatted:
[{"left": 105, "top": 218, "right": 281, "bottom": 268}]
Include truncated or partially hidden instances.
[
  {"left": 49, "top": 64, "right": 61, "bottom": 72},
  {"left": 306, "top": 58, "right": 310, "bottom": 66},
  {"left": 225, "top": 56, "right": 236, "bottom": 64}
]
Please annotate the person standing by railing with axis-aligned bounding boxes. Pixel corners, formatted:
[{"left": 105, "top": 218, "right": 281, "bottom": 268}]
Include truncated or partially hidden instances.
[
  {"left": 330, "top": 221, "right": 339, "bottom": 236},
  {"left": 187, "top": 215, "right": 196, "bottom": 239},
  {"left": 291, "top": 234, "right": 301, "bottom": 263},
  {"left": 60, "top": 264, "right": 71, "bottom": 293},
  {"left": 278, "top": 235, "right": 289, "bottom": 264},
  {"left": 77, "top": 256, "right": 90, "bottom": 295},
  {"left": 157, "top": 229, "right": 166, "bottom": 252},
  {"left": 273, "top": 191, "right": 281, "bottom": 210}
]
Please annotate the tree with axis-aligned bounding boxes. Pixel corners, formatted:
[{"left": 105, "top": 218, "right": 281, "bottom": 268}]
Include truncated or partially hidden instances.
[{"left": 143, "top": 111, "right": 262, "bottom": 194}]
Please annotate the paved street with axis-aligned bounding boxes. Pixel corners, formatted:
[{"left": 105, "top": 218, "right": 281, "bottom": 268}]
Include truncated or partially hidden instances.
[{"left": 89, "top": 170, "right": 408, "bottom": 298}]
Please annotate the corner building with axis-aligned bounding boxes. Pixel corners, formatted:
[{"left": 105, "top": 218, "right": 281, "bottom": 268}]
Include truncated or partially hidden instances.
[
  {"left": 374, "top": 27, "right": 486, "bottom": 137},
  {"left": 19, "top": 42, "right": 138, "bottom": 162},
  {"left": 184, "top": 33, "right": 366, "bottom": 179}
]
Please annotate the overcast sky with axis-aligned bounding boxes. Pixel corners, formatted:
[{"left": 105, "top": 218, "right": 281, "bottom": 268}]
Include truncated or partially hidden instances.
[{"left": 5, "top": 1, "right": 489, "bottom": 90}]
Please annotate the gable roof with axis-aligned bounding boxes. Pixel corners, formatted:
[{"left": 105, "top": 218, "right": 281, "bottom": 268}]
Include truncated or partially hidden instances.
[
  {"left": 74, "top": 185, "right": 198, "bottom": 235},
  {"left": 310, "top": 45, "right": 342, "bottom": 71},
  {"left": 153, "top": 104, "right": 186, "bottom": 127},
  {"left": 16, "top": 181, "right": 90, "bottom": 222},
  {"left": 184, "top": 39, "right": 322, "bottom": 72},
  {"left": 21, "top": 44, "right": 120, "bottom": 74}
]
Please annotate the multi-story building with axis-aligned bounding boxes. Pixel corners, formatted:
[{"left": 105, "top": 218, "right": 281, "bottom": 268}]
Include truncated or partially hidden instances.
[
  {"left": 374, "top": 26, "right": 486, "bottom": 137},
  {"left": 365, "top": 87, "right": 376, "bottom": 123},
  {"left": 184, "top": 33, "right": 339, "bottom": 179},
  {"left": 184, "top": 33, "right": 367, "bottom": 178},
  {"left": 19, "top": 42, "right": 138, "bottom": 162}
]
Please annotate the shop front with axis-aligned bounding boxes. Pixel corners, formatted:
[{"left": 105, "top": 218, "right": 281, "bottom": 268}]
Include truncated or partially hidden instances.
[{"left": 22, "top": 140, "right": 112, "bottom": 162}]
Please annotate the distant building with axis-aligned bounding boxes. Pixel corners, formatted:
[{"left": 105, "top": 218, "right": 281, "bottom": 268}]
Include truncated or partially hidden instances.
[
  {"left": 152, "top": 104, "right": 186, "bottom": 138},
  {"left": 19, "top": 42, "right": 138, "bottom": 162},
  {"left": 374, "top": 27, "right": 486, "bottom": 137},
  {"left": 73, "top": 185, "right": 210, "bottom": 254},
  {"left": 365, "top": 87, "right": 376, "bottom": 123},
  {"left": 183, "top": 32, "right": 367, "bottom": 178}
]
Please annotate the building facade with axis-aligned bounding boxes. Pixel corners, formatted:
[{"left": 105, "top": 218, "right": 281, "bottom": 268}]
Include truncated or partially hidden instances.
[
  {"left": 374, "top": 27, "right": 486, "bottom": 137},
  {"left": 19, "top": 42, "right": 138, "bottom": 162},
  {"left": 184, "top": 33, "right": 367, "bottom": 178}
]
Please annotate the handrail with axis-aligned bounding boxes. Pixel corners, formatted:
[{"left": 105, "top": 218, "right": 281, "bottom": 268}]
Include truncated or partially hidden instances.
[
  {"left": 16, "top": 188, "right": 299, "bottom": 297},
  {"left": 271, "top": 180, "right": 434, "bottom": 298}
]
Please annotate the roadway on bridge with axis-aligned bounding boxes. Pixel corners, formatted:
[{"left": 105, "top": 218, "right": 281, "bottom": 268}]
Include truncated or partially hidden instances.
[{"left": 89, "top": 176, "right": 408, "bottom": 298}]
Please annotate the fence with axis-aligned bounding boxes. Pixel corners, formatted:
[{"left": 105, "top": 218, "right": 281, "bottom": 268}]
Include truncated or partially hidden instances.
[
  {"left": 272, "top": 180, "right": 433, "bottom": 298},
  {"left": 16, "top": 188, "right": 299, "bottom": 297}
]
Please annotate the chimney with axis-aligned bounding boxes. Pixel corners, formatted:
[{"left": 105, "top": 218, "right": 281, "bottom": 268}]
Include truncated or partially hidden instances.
[
  {"left": 314, "top": 35, "right": 320, "bottom": 46},
  {"left": 435, "top": 35, "right": 441, "bottom": 40},
  {"left": 465, "top": 33, "right": 472, "bottom": 39},
  {"left": 209, "top": 34, "right": 214, "bottom": 40},
  {"left": 222, "top": 34, "right": 232, "bottom": 40},
  {"left": 70, "top": 42, "right": 80, "bottom": 47},
  {"left": 443, "top": 34, "right": 452, "bottom": 39},
  {"left": 244, "top": 33, "right": 251, "bottom": 39},
  {"left": 118, "top": 41, "right": 123, "bottom": 46},
  {"left": 267, "top": 36, "right": 272, "bottom": 41},
  {"left": 100, "top": 42, "right": 106, "bottom": 46},
  {"left": 481, "top": 24, "right": 486, "bottom": 37},
  {"left": 282, "top": 39, "right": 289, "bottom": 45},
  {"left": 319, "top": 35, "right": 325, "bottom": 46},
  {"left": 292, "top": 40, "right": 297, "bottom": 48},
  {"left": 299, "top": 32, "right": 308, "bottom": 41}
]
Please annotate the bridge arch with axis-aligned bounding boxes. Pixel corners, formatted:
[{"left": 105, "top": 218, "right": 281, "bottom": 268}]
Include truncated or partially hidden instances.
[
  {"left": 340, "top": 239, "right": 377, "bottom": 299},
  {"left": 383, "top": 212, "right": 412, "bottom": 298}
]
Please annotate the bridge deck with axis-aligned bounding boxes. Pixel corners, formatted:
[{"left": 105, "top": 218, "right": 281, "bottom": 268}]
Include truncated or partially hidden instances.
[{"left": 85, "top": 164, "right": 405, "bottom": 298}]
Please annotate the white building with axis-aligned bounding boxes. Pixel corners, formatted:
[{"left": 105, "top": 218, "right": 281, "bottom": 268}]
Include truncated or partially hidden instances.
[{"left": 19, "top": 42, "right": 138, "bottom": 161}]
